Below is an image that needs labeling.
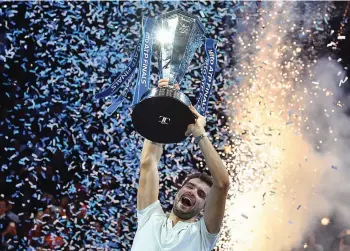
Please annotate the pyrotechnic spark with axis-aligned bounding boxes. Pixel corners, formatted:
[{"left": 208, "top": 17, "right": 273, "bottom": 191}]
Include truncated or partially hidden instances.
[
  {"left": 321, "top": 217, "right": 330, "bottom": 226},
  {"left": 217, "top": 1, "right": 340, "bottom": 251}
]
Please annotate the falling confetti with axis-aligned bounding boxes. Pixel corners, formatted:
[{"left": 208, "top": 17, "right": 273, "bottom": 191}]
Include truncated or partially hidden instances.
[{"left": 1, "top": 1, "right": 349, "bottom": 251}]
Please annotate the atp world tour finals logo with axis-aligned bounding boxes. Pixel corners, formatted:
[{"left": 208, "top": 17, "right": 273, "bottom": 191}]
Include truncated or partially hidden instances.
[{"left": 158, "top": 116, "right": 171, "bottom": 125}]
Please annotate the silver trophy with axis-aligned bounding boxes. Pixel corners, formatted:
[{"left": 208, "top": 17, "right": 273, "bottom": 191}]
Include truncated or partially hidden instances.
[{"left": 131, "top": 10, "right": 207, "bottom": 143}]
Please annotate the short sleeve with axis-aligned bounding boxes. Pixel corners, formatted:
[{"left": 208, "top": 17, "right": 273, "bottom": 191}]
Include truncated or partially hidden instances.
[
  {"left": 136, "top": 200, "right": 164, "bottom": 229},
  {"left": 199, "top": 217, "right": 220, "bottom": 250}
]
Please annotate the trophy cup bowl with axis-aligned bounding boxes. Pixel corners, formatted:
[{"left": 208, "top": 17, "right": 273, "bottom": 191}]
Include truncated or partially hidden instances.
[
  {"left": 132, "top": 87, "right": 195, "bottom": 144},
  {"left": 131, "top": 10, "right": 206, "bottom": 143}
]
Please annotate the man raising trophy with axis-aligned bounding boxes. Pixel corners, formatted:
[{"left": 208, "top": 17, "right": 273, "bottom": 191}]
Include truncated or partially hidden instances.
[
  {"left": 131, "top": 79, "right": 230, "bottom": 251},
  {"left": 95, "top": 10, "right": 229, "bottom": 250}
]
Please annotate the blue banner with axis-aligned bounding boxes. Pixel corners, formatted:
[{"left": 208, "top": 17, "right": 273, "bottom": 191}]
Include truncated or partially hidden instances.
[
  {"left": 197, "top": 38, "right": 217, "bottom": 116},
  {"left": 105, "top": 78, "right": 135, "bottom": 115},
  {"left": 132, "top": 18, "right": 155, "bottom": 106},
  {"left": 95, "top": 41, "right": 141, "bottom": 100}
]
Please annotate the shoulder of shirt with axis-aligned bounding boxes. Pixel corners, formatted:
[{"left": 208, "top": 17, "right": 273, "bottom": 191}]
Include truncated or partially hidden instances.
[{"left": 137, "top": 200, "right": 163, "bottom": 213}]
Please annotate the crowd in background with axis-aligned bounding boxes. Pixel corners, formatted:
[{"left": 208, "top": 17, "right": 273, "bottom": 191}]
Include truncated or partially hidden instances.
[
  {"left": 292, "top": 220, "right": 350, "bottom": 251},
  {"left": 0, "top": 160, "right": 131, "bottom": 250},
  {"left": 1, "top": 185, "right": 350, "bottom": 251}
]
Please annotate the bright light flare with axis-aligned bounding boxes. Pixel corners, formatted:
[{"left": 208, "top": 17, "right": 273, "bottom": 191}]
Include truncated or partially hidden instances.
[
  {"left": 156, "top": 29, "right": 174, "bottom": 44},
  {"left": 156, "top": 17, "right": 178, "bottom": 44},
  {"left": 321, "top": 217, "right": 330, "bottom": 226}
]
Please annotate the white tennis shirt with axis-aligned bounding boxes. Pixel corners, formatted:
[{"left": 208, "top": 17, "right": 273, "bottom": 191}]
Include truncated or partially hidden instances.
[{"left": 131, "top": 200, "right": 220, "bottom": 251}]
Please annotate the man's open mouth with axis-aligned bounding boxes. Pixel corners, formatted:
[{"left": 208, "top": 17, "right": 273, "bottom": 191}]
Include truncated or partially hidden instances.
[{"left": 181, "top": 195, "right": 194, "bottom": 207}]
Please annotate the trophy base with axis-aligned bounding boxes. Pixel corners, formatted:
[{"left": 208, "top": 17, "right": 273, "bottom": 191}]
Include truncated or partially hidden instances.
[{"left": 131, "top": 87, "right": 196, "bottom": 143}]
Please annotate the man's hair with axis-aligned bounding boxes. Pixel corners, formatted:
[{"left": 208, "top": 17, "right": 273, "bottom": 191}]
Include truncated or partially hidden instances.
[{"left": 181, "top": 172, "right": 213, "bottom": 189}]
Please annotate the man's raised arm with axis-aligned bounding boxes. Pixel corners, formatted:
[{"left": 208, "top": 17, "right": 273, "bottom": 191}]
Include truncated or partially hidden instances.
[
  {"left": 198, "top": 134, "right": 230, "bottom": 234},
  {"left": 137, "top": 139, "right": 163, "bottom": 211},
  {"left": 186, "top": 105, "right": 230, "bottom": 234}
]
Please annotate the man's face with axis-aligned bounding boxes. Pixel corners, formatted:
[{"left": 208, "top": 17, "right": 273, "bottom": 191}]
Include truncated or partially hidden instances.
[
  {"left": 0, "top": 201, "right": 7, "bottom": 215},
  {"left": 173, "top": 178, "right": 211, "bottom": 220}
]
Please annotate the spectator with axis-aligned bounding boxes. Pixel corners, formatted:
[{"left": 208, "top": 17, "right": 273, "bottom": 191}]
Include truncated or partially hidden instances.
[
  {"left": 0, "top": 198, "right": 18, "bottom": 249},
  {"left": 0, "top": 198, "right": 11, "bottom": 232},
  {"left": 6, "top": 200, "right": 19, "bottom": 224},
  {"left": 340, "top": 234, "right": 350, "bottom": 251},
  {"left": 28, "top": 212, "right": 45, "bottom": 248},
  {"left": 331, "top": 229, "right": 350, "bottom": 251},
  {"left": 58, "top": 195, "right": 71, "bottom": 219},
  {"left": 303, "top": 234, "right": 324, "bottom": 251},
  {"left": 92, "top": 220, "right": 103, "bottom": 233},
  {"left": 44, "top": 234, "right": 65, "bottom": 250}
]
